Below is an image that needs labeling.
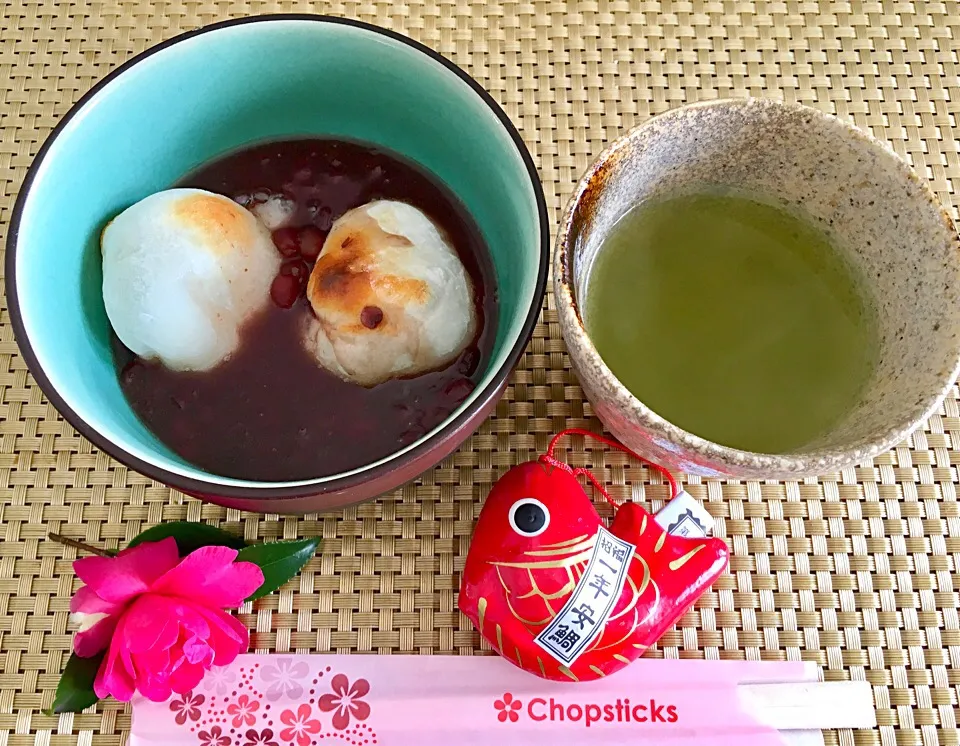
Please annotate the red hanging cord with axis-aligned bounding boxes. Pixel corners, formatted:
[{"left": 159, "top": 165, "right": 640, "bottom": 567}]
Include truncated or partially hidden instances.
[{"left": 539, "top": 427, "right": 680, "bottom": 510}]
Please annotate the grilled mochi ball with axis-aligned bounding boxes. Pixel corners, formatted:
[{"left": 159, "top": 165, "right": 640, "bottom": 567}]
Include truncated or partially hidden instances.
[
  {"left": 102, "top": 188, "right": 281, "bottom": 371},
  {"left": 303, "top": 200, "right": 477, "bottom": 386}
]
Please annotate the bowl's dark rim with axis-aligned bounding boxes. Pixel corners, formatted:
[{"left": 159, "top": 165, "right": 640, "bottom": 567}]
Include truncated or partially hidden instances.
[{"left": 5, "top": 13, "right": 550, "bottom": 500}]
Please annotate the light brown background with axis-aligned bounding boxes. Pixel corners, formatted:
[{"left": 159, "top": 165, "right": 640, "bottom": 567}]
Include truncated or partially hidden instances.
[{"left": 0, "top": 1, "right": 958, "bottom": 744}]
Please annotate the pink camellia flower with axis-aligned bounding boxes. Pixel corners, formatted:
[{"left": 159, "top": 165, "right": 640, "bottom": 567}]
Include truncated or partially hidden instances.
[{"left": 69, "top": 537, "right": 264, "bottom": 703}]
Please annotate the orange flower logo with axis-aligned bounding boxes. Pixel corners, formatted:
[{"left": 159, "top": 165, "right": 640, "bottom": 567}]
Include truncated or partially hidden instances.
[{"left": 494, "top": 693, "right": 522, "bottom": 723}]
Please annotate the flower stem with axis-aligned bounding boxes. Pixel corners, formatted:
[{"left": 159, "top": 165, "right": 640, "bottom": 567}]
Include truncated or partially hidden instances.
[{"left": 48, "top": 532, "right": 115, "bottom": 558}]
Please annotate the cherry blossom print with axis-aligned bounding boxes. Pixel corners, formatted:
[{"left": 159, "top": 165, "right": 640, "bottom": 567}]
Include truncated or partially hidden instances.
[
  {"left": 201, "top": 665, "right": 237, "bottom": 695},
  {"left": 242, "top": 728, "right": 279, "bottom": 746},
  {"left": 197, "top": 726, "right": 231, "bottom": 746},
  {"left": 318, "top": 675, "right": 370, "bottom": 731},
  {"left": 494, "top": 693, "right": 522, "bottom": 723},
  {"left": 227, "top": 694, "right": 260, "bottom": 728},
  {"left": 260, "top": 658, "right": 310, "bottom": 701},
  {"left": 169, "top": 691, "right": 205, "bottom": 725},
  {"left": 279, "top": 703, "right": 322, "bottom": 746}
]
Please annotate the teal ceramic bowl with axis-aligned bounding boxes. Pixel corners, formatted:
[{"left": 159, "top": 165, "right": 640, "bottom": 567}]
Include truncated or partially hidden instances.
[{"left": 7, "top": 15, "right": 548, "bottom": 513}]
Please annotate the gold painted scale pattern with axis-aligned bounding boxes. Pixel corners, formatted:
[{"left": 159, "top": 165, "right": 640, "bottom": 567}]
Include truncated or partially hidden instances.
[
  {"left": 482, "top": 515, "right": 709, "bottom": 678},
  {"left": 0, "top": 1, "right": 959, "bottom": 745}
]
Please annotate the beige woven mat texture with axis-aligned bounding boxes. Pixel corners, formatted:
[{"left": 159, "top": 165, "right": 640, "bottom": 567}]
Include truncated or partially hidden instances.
[{"left": 1, "top": 0, "right": 959, "bottom": 744}]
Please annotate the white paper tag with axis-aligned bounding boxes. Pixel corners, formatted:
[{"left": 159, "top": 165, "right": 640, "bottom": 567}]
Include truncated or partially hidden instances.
[
  {"left": 655, "top": 490, "right": 714, "bottom": 538},
  {"left": 534, "top": 525, "right": 635, "bottom": 666}
]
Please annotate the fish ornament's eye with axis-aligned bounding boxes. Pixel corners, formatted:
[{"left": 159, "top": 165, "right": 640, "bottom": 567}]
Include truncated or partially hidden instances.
[{"left": 509, "top": 497, "right": 550, "bottom": 537}]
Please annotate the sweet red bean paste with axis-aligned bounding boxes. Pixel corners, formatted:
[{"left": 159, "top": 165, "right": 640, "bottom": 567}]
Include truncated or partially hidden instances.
[{"left": 112, "top": 138, "right": 497, "bottom": 481}]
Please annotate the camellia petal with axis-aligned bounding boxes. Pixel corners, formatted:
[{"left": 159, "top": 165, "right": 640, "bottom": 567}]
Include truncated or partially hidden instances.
[
  {"left": 94, "top": 634, "right": 136, "bottom": 701},
  {"left": 72, "top": 613, "right": 120, "bottom": 658},
  {"left": 118, "top": 595, "right": 183, "bottom": 654},
  {"left": 70, "top": 584, "right": 123, "bottom": 616},
  {"left": 182, "top": 635, "right": 215, "bottom": 667},
  {"left": 169, "top": 661, "right": 206, "bottom": 694},
  {"left": 137, "top": 670, "right": 173, "bottom": 703},
  {"left": 192, "top": 607, "right": 248, "bottom": 666},
  {"left": 134, "top": 646, "right": 172, "bottom": 681},
  {"left": 150, "top": 546, "right": 264, "bottom": 608},
  {"left": 170, "top": 599, "right": 215, "bottom": 639},
  {"left": 75, "top": 538, "right": 180, "bottom": 604}
]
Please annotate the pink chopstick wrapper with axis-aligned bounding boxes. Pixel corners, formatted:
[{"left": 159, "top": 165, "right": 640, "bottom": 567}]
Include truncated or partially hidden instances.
[{"left": 129, "top": 655, "right": 816, "bottom": 746}]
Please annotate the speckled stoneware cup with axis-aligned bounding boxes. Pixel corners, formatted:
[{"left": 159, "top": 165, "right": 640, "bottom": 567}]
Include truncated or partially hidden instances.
[{"left": 555, "top": 98, "right": 960, "bottom": 479}]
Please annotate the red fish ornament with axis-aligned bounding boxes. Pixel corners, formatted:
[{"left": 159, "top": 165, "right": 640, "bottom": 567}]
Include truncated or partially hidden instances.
[{"left": 459, "top": 429, "right": 729, "bottom": 682}]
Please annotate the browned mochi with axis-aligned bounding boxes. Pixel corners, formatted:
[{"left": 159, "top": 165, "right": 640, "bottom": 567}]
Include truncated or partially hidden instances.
[
  {"left": 173, "top": 192, "right": 258, "bottom": 256},
  {"left": 304, "top": 201, "right": 477, "bottom": 386},
  {"left": 101, "top": 189, "right": 279, "bottom": 372},
  {"left": 308, "top": 211, "right": 428, "bottom": 334}
]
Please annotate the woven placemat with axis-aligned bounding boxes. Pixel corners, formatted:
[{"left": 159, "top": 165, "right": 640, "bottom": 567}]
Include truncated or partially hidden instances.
[{"left": 1, "top": 1, "right": 959, "bottom": 744}]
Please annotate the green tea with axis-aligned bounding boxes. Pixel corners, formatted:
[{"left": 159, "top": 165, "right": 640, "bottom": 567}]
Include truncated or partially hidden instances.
[{"left": 584, "top": 191, "right": 878, "bottom": 454}]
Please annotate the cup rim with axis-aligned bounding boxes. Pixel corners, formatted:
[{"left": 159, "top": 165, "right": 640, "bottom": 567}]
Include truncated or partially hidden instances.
[
  {"left": 5, "top": 14, "right": 550, "bottom": 499},
  {"left": 554, "top": 97, "right": 960, "bottom": 475}
]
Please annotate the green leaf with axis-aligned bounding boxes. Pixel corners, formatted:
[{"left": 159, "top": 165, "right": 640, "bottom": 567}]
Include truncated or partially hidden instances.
[
  {"left": 236, "top": 538, "right": 321, "bottom": 601},
  {"left": 127, "top": 522, "right": 249, "bottom": 555},
  {"left": 48, "top": 652, "right": 102, "bottom": 715}
]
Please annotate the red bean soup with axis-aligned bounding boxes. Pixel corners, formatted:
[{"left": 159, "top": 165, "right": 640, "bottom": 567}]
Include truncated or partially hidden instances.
[{"left": 112, "top": 139, "right": 497, "bottom": 481}]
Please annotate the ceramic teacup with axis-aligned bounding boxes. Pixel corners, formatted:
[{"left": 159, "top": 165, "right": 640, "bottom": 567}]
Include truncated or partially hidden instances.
[
  {"left": 555, "top": 98, "right": 960, "bottom": 479},
  {"left": 7, "top": 16, "right": 548, "bottom": 512}
]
